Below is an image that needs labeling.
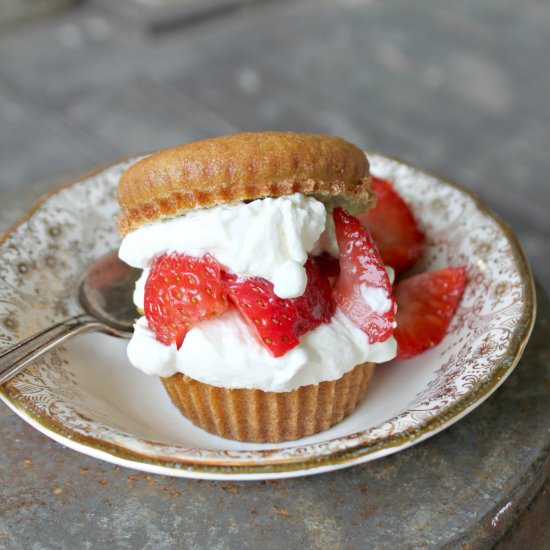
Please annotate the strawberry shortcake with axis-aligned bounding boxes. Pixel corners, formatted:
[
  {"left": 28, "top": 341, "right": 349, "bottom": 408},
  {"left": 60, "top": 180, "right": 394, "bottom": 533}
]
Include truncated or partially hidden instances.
[{"left": 117, "top": 132, "right": 465, "bottom": 442}]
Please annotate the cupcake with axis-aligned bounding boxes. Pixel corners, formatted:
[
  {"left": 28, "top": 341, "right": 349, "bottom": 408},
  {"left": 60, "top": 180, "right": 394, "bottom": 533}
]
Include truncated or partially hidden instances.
[{"left": 117, "top": 132, "right": 397, "bottom": 442}]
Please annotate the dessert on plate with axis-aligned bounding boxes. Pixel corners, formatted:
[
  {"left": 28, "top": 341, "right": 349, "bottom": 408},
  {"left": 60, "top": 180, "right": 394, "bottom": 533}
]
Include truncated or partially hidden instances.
[{"left": 117, "top": 132, "right": 465, "bottom": 442}]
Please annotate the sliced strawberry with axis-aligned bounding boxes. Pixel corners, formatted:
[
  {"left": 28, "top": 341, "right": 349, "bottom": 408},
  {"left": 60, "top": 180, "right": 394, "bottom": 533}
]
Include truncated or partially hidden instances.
[
  {"left": 144, "top": 253, "right": 228, "bottom": 348},
  {"left": 394, "top": 267, "right": 466, "bottom": 359},
  {"left": 333, "top": 208, "right": 396, "bottom": 344},
  {"left": 295, "top": 258, "right": 335, "bottom": 335},
  {"left": 225, "top": 258, "right": 334, "bottom": 357},
  {"left": 358, "top": 176, "right": 425, "bottom": 275},
  {"left": 225, "top": 276, "right": 300, "bottom": 357}
]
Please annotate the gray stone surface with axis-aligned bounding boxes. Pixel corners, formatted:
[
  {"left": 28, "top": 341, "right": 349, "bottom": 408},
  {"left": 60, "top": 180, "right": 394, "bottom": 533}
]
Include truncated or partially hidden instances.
[{"left": 0, "top": 0, "right": 549, "bottom": 548}]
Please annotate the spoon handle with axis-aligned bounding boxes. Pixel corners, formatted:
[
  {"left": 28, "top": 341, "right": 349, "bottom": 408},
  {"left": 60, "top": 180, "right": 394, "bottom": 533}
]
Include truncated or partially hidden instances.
[{"left": 0, "top": 315, "right": 106, "bottom": 385}]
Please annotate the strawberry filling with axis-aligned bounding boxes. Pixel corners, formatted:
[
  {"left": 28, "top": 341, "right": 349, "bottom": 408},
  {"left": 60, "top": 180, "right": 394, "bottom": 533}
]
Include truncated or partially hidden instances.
[
  {"left": 225, "top": 258, "right": 335, "bottom": 357},
  {"left": 332, "top": 207, "right": 396, "bottom": 344},
  {"left": 142, "top": 181, "right": 465, "bottom": 360},
  {"left": 144, "top": 253, "right": 336, "bottom": 356},
  {"left": 357, "top": 176, "right": 425, "bottom": 275},
  {"left": 144, "top": 253, "right": 228, "bottom": 348}
]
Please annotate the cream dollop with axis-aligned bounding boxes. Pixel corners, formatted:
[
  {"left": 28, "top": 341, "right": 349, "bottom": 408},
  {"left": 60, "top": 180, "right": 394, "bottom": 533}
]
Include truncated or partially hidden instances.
[
  {"left": 119, "top": 193, "right": 327, "bottom": 299},
  {"left": 273, "top": 260, "right": 307, "bottom": 298},
  {"left": 127, "top": 309, "right": 397, "bottom": 392}
]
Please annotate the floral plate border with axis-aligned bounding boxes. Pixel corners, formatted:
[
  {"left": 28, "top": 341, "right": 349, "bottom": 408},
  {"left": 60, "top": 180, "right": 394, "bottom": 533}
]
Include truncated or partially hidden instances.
[{"left": 0, "top": 153, "right": 536, "bottom": 480}]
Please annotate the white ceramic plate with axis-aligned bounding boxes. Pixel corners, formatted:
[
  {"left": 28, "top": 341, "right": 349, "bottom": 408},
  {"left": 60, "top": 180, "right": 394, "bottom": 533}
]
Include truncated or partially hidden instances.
[{"left": 0, "top": 153, "right": 536, "bottom": 480}]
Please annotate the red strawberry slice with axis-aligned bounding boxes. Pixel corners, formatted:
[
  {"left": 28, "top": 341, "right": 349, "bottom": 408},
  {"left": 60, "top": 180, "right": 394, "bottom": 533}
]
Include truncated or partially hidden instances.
[
  {"left": 225, "top": 258, "right": 334, "bottom": 357},
  {"left": 144, "top": 253, "right": 228, "bottom": 348},
  {"left": 333, "top": 207, "right": 396, "bottom": 344},
  {"left": 295, "top": 258, "right": 335, "bottom": 335},
  {"left": 225, "top": 277, "right": 300, "bottom": 357},
  {"left": 358, "top": 176, "right": 425, "bottom": 275},
  {"left": 394, "top": 267, "right": 466, "bottom": 359}
]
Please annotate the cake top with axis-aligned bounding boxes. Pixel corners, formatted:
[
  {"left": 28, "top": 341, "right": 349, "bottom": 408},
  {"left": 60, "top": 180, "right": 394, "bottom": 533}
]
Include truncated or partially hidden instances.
[{"left": 116, "top": 131, "right": 373, "bottom": 235}]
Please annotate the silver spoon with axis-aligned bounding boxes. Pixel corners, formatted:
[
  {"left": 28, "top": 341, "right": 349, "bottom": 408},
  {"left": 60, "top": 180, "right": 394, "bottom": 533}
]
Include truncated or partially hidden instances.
[{"left": 0, "top": 251, "right": 140, "bottom": 385}]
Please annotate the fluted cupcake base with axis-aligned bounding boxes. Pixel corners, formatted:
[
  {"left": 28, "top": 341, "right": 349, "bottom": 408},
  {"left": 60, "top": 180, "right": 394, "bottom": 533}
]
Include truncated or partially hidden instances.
[{"left": 161, "top": 362, "right": 375, "bottom": 443}]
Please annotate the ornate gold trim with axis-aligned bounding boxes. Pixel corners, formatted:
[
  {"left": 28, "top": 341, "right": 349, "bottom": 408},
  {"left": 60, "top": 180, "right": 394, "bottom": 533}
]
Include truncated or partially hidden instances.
[{"left": 0, "top": 152, "right": 537, "bottom": 475}]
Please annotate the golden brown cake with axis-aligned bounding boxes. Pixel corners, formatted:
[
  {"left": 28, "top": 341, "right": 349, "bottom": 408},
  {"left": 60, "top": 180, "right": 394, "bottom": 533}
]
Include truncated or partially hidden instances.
[
  {"left": 117, "top": 131, "right": 373, "bottom": 235},
  {"left": 162, "top": 362, "right": 375, "bottom": 443}
]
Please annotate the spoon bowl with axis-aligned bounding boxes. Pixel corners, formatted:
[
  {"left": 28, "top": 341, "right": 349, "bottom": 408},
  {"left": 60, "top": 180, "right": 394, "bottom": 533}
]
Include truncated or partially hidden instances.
[
  {"left": 0, "top": 251, "right": 140, "bottom": 384},
  {"left": 79, "top": 251, "right": 141, "bottom": 332}
]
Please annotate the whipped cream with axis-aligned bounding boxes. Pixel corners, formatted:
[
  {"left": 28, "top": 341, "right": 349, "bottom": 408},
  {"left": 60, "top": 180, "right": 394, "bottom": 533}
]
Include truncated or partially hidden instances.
[
  {"left": 122, "top": 192, "right": 398, "bottom": 392},
  {"left": 311, "top": 211, "right": 339, "bottom": 258},
  {"left": 127, "top": 309, "right": 397, "bottom": 392},
  {"left": 133, "top": 268, "right": 148, "bottom": 311},
  {"left": 119, "top": 193, "right": 327, "bottom": 299}
]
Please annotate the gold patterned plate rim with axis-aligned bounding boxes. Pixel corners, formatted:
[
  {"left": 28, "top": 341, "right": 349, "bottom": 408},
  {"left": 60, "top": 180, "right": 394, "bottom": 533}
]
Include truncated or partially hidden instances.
[{"left": 0, "top": 152, "right": 537, "bottom": 479}]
